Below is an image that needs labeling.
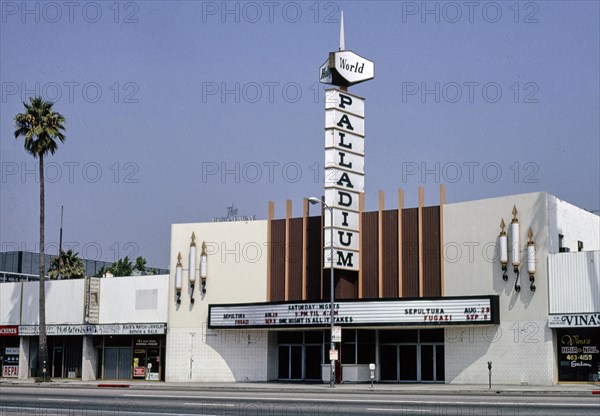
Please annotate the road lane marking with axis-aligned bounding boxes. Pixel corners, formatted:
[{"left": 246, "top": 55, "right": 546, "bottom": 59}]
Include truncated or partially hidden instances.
[
  {"left": 185, "top": 402, "right": 234, "bottom": 407},
  {"left": 38, "top": 398, "right": 80, "bottom": 402},
  {"left": 120, "top": 394, "right": 600, "bottom": 408},
  {"left": 368, "top": 408, "right": 431, "bottom": 413}
]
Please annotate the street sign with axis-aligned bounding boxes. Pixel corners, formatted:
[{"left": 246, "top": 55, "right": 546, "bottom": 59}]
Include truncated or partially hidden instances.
[
  {"left": 332, "top": 325, "right": 342, "bottom": 342},
  {"left": 329, "top": 349, "right": 339, "bottom": 361}
]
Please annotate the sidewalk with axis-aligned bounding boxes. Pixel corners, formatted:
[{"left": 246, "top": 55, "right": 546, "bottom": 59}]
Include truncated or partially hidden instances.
[{"left": 1, "top": 378, "right": 599, "bottom": 396}]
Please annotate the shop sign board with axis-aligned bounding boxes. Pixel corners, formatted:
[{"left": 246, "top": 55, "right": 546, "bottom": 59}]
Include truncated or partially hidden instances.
[
  {"left": 557, "top": 328, "right": 600, "bottom": 382},
  {"left": 209, "top": 296, "right": 499, "bottom": 329},
  {"left": 133, "top": 367, "right": 145, "bottom": 378},
  {"left": 549, "top": 313, "right": 600, "bottom": 328},
  {"left": 3, "top": 347, "right": 20, "bottom": 378},
  {"left": 0, "top": 326, "right": 18, "bottom": 336},
  {"left": 18, "top": 323, "right": 166, "bottom": 336}
]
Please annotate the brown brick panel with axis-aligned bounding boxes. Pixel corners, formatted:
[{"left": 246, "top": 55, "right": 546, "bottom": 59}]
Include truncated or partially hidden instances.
[
  {"left": 362, "top": 211, "right": 379, "bottom": 298},
  {"left": 422, "top": 206, "right": 441, "bottom": 297},
  {"left": 287, "top": 218, "right": 304, "bottom": 301},
  {"left": 270, "top": 219, "right": 286, "bottom": 301},
  {"left": 402, "top": 208, "right": 420, "bottom": 297},
  {"left": 381, "top": 209, "right": 399, "bottom": 298},
  {"left": 306, "top": 216, "right": 322, "bottom": 300},
  {"left": 336, "top": 270, "right": 358, "bottom": 299}
]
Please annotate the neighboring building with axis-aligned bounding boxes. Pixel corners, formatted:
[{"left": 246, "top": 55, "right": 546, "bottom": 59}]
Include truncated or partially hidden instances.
[
  {"left": 0, "top": 251, "right": 168, "bottom": 282},
  {"left": 0, "top": 275, "right": 168, "bottom": 380}
]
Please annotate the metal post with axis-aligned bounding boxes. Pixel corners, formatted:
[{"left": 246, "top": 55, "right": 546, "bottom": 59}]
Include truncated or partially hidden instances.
[
  {"left": 487, "top": 361, "right": 492, "bottom": 390},
  {"left": 307, "top": 197, "right": 336, "bottom": 388},
  {"left": 329, "top": 206, "right": 335, "bottom": 388}
]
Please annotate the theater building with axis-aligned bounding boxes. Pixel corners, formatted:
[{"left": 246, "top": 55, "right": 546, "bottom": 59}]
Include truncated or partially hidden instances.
[
  {"left": 164, "top": 24, "right": 599, "bottom": 385},
  {"left": 165, "top": 191, "right": 599, "bottom": 385}
]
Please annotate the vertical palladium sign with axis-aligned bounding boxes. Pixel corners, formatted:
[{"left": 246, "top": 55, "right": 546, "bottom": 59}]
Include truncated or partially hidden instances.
[
  {"left": 319, "top": 15, "right": 374, "bottom": 271},
  {"left": 324, "top": 89, "right": 365, "bottom": 271}
]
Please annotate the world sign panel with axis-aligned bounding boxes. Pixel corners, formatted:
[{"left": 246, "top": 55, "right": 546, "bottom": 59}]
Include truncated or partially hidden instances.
[{"left": 320, "top": 51, "right": 375, "bottom": 87}]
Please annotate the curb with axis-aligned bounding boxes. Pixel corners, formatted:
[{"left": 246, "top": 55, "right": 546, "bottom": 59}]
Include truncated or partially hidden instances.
[{"left": 0, "top": 381, "right": 597, "bottom": 397}]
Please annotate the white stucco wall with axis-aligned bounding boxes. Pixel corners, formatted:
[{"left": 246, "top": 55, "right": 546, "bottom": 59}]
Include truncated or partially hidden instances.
[
  {"left": 166, "top": 220, "right": 269, "bottom": 382},
  {"left": 98, "top": 274, "right": 168, "bottom": 323},
  {"left": 443, "top": 192, "right": 555, "bottom": 385},
  {"left": 444, "top": 192, "right": 550, "bottom": 322},
  {"left": 0, "top": 282, "right": 21, "bottom": 324},
  {"left": 445, "top": 321, "right": 554, "bottom": 385},
  {"left": 21, "top": 279, "right": 85, "bottom": 325},
  {"left": 548, "top": 195, "right": 600, "bottom": 253}
]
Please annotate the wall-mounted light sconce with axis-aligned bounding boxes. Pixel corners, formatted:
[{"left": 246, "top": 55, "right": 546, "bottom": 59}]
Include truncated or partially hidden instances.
[
  {"left": 499, "top": 218, "right": 508, "bottom": 281},
  {"left": 175, "top": 252, "right": 183, "bottom": 304},
  {"left": 189, "top": 232, "right": 197, "bottom": 304},
  {"left": 200, "top": 241, "right": 207, "bottom": 294},
  {"left": 510, "top": 205, "right": 521, "bottom": 292},
  {"left": 527, "top": 228, "right": 536, "bottom": 292}
]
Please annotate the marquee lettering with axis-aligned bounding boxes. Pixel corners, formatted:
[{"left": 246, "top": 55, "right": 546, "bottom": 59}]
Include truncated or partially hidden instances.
[
  {"left": 341, "top": 211, "right": 349, "bottom": 226},
  {"left": 337, "top": 132, "right": 352, "bottom": 149},
  {"left": 339, "top": 94, "right": 352, "bottom": 109},
  {"left": 337, "top": 251, "right": 354, "bottom": 267},
  {"left": 338, "top": 191, "right": 352, "bottom": 207},
  {"left": 337, "top": 172, "right": 354, "bottom": 188},
  {"left": 338, "top": 231, "right": 353, "bottom": 246},
  {"left": 338, "top": 152, "right": 352, "bottom": 169},
  {"left": 337, "top": 114, "right": 354, "bottom": 130}
]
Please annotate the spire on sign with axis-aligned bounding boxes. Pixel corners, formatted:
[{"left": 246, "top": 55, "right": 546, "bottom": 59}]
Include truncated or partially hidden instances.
[{"left": 339, "top": 11, "right": 345, "bottom": 51}]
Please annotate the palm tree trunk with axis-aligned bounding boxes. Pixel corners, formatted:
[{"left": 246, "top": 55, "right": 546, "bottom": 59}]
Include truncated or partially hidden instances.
[{"left": 38, "top": 153, "right": 49, "bottom": 380}]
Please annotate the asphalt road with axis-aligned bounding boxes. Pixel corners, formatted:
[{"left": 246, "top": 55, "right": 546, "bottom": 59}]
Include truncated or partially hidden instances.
[{"left": 1, "top": 386, "right": 599, "bottom": 416}]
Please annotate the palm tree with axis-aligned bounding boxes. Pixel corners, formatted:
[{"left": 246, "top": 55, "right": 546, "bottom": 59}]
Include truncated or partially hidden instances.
[
  {"left": 110, "top": 256, "right": 134, "bottom": 277},
  {"left": 14, "top": 96, "right": 66, "bottom": 380},
  {"left": 134, "top": 256, "right": 147, "bottom": 274},
  {"left": 48, "top": 250, "right": 85, "bottom": 280}
]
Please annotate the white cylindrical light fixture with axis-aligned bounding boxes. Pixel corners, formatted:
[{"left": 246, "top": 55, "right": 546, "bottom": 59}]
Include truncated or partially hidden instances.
[
  {"left": 200, "top": 242, "right": 207, "bottom": 280},
  {"left": 175, "top": 252, "right": 183, "bottom": 304},
  {"left": 527, "top": 227, "right": 536, "bottom": 292},
  {"left": 200, "top": 242, "right": 207, "bottom": 294},
  {"left": 527, "top": 244, "right": 536, "bottom": 275},
  {"left": 189, "top": 232, "right": 197, "bottom": 304},
  {"left": 189, "top": 232, "right": 197, "bottom": 284},
  {"left": 499, "top": 218, "right": 508, "bottom": 281},
  {"left": 510, "top": 206, "right": 520, "bottom": 268}
]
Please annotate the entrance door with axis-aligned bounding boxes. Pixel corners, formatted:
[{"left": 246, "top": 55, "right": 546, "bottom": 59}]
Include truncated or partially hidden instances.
[
  {"left": 104, "top": 347, "right": 132, "bottom": 380},
  {"left": 421, "top": 344, "right": 444, "bottom": 382},
  {"left": 379, "top": 345, "right": 397, "bottom": 381},
  {"left": 118, "top": 348, "right": 132, "bottom": 379},
  {"left": 278, "top": 345, "right": 303, "bottom": 380},
  {"left": 52, "top": 347, "right": 63, "bottom": 378},
  {"left": 379, "top": 330, "right": 444, "bottom": 383},
  {"left": 305, "top": 345, "right": 322, "bottom": 380}
]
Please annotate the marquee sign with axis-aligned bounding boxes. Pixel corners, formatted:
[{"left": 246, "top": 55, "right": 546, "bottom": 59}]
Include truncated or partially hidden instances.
[
  {"left": 549, "top": 313, "right": 600, "bottom": 328},
  {"left": 209, "top": 296, "right": 499, "bottom": 329},
  {"left": 18, "top": 323, "right": 166, "bottom": 336}
]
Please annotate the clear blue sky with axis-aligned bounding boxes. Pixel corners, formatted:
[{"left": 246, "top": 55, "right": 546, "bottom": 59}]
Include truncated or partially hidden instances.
[{"left": 1, "top": 1, "right": 598, "bottom": 269}]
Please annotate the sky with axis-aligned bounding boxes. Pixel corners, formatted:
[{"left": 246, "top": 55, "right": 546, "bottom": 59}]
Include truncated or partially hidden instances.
[{"left": 1, "top": 0, "right": 598, "bottom": 270}]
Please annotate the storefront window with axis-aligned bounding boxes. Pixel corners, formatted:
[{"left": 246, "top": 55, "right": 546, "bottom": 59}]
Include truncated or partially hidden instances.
[{"left": 557, "top": 328, "right": 600, "bottom": 382}]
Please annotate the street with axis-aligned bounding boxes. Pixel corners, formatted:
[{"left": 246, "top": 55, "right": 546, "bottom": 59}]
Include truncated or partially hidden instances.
[{"left": 1, "top": 385, "right": 599, "bottom": 415}]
